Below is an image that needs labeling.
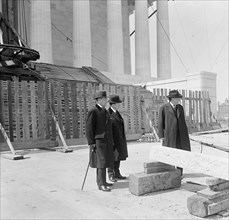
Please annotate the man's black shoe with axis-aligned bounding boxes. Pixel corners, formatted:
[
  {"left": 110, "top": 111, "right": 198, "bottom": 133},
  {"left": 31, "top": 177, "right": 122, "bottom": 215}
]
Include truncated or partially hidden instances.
[
  {"left": 99, "top": 185, "right": 111, "bottom": 192},
  {"left": 105, "top": 182, "right": 113, "bottom": 187},
  {"left": 115, "top": 174, "right": 127, "bottom": 180},
  {"left": 109, "top": 176, "right": 117, "bottom": 182}
]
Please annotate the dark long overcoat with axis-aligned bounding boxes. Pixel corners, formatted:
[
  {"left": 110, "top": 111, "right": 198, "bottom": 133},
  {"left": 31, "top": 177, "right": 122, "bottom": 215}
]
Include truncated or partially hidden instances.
[
  {"left": 108, "top": 108, "right": 128, "bottom": 161},
  {"left": 86, "top": 104, "right": 114, "bottom": 168},
  {"left": 158, "top": 103, "right": 191, "bottom": 151}
]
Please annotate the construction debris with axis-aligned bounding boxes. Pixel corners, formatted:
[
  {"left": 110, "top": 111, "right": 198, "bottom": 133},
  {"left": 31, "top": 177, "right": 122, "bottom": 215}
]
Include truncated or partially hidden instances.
[{"left": 187, "top": 177, "right": 229, "bottom": 217}]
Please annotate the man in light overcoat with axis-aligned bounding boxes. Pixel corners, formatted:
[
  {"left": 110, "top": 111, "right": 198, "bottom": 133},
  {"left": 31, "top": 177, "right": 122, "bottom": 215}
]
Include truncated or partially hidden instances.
[{"left": 158, "top": 90, "right": 191, "bottom": 175}]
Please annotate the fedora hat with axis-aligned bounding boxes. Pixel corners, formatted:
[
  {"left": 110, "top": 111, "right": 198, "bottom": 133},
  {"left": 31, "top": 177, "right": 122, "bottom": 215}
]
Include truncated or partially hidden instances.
[
  {"left": 167, "top": 90, "right": 182, "bottom": 98},
  {"left": 94, "top": 90, "right": 107, "bottom": 99},
  {"left": 108, "top": 95, "right": 122, "bottom": 104}
]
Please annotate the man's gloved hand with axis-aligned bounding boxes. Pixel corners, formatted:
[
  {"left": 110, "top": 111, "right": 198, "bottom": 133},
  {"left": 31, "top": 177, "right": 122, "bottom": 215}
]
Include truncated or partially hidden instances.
[{"left": 90, "top": 144, "right": 96, "bottom": 152}]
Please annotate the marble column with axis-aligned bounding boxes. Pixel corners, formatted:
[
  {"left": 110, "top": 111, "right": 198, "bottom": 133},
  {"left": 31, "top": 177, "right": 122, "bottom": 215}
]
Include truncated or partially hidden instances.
[
  {"left": 157, "top": 0, "right": 171, "bottom": 79},
  {"left": 0, "top": 0, "right": 2, "bottom": 13},
  {"left": 122, "top": 0, "right": 132, "bottom": 75},
  {"left": 73, "top": 0, "right": 92, "bottom": 67},
  {"left": 107, "top": 0, "right": 124, "bottom": 75},
  {"left": 135, "top": 0, "right": 151, "bottom": 78},
  {"left": 30, "top": 0, "right": 53, "bottom": 63},
  {"left": 0, "top": 0, "right": 2, "bottom": 44}
]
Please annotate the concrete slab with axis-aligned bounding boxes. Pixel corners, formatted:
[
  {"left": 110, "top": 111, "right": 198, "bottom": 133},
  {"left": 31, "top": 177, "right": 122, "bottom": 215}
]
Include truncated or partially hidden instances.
[{"left": 0, "top": 141, "right": 228, "bottom": 219}]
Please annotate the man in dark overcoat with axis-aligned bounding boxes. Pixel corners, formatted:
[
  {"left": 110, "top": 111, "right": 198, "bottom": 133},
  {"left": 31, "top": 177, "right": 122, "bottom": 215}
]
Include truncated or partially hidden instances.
[
  {"left": 158, "top": 90, "right": 191, "bottom": 175},
  {"left": 86, "top": 90, "right": 114, "bottom": 192},
  {"left": 107, "top": 95, "right": 128, "bottom": 182}
]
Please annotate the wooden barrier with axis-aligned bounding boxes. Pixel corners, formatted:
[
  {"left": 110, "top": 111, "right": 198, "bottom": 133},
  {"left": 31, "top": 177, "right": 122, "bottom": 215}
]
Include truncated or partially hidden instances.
[
  {"left": 0, "top": 80, "right": 143, "bottom": 150},
  {"left": 0, "top": 79, "right": 215, "bottom": 151}
]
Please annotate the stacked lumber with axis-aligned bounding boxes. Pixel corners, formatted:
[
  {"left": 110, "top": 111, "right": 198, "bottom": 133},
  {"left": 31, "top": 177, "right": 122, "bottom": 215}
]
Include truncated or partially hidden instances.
[
  {"left": 129, "top": 161, "right": 181, "bottom": 196},
  {"left": 187, "top": 177, "right": 229, "bottom": 217},
  {"left": 138, "top": 133, "right": 159, "bottom": 142}
]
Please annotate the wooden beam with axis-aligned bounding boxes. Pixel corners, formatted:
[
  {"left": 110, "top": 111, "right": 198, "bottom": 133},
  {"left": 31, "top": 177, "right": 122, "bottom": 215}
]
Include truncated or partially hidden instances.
[{"left": 149, "top": 145, "right": 229, "bottom": 180}]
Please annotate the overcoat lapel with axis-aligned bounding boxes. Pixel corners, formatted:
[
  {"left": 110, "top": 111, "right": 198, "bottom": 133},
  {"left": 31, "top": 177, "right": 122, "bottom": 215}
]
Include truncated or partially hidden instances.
[
  {"left": 96, "top": 104, "right": 107, "bottom": 117},
  {"left": 112, "top": 111, "right": 124, "bottom": 126},
  {"left": 166, "top": 103, "right": 176, "bottom": 117}
]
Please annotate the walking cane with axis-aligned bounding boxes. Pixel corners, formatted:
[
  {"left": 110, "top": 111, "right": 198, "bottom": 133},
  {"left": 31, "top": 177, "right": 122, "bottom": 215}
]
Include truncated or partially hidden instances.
[{"left": 81, "top": 147, "right": 95, "bottom": 190}]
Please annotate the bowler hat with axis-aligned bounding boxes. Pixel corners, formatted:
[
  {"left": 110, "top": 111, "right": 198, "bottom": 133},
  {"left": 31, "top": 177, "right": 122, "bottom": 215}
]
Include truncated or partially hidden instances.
[
  {"left": 167, "top": 90, "right": 182, "bottom": 98},
  {"left": 108, "top": 95, "right": 122, "bottom": 104},
  {"left": 94, "top": 90, "right": 107, "bottom": 99}
]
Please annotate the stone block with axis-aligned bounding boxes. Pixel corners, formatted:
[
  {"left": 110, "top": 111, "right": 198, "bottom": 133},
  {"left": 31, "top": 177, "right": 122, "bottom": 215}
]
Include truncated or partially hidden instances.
[
  {"left": 129, "top": 169, "right": 181, "bottom": 196},
  {"left": 187, "top": 194, "right": 229, "bottom": 217},
  {"left": 197, "top": 188, "right": 229, "bottom": 201},
  {"left": 143, "top": 161, "right": 175, "bottom": 174},
  {"left": 143, "top": 161, "right": 171, "bottom": 168}
]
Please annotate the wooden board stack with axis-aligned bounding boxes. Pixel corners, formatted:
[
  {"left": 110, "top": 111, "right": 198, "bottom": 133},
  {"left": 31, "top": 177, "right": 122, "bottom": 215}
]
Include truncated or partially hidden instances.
[
  {"left": 187, "top": 177, "right": 229, "bottom": 217},
  {"left": 129, "top": 161, "right": 181, "bottom": 196}
]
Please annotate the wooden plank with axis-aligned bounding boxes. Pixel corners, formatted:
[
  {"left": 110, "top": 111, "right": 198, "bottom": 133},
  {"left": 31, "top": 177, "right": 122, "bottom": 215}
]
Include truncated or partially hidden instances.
[
  {"left": 70, "top": 82, "right": 78, "bottom": 138},
  {"left": 206, "top": 177, "right": 228, "bottom": 186},
  {"left": 7, "top": 80, "right": 14, "bottom": 141},
  {"left": 44, "top": 81, "right": 50, "bottom": 139},
  {"left": 87, "top": 83, "right": 93, "bottom": 111},
  {"left": 199, "top": 91, "right": 203, "bottom": 124},
  {"left": 129, "top": 86, "right": 135, "bottom": 133},
  {"left": 37, "top": 81, "right": 44, "bottom": 139},
  {"left": 189, "top": 90, "right": 192, "bottom": 123},
  {"left": 123, "top": 86, "right": 129, "bottom": 133},
  {"left": 202, "top": 91, "right": 207, "bottom": 123},
  {"left": 197, "top": 188, "right": 229, "bottom": 200},
  {"left": 137, "top": 86, "right": 142, "bottom": 133},
  {"left": 209, "top": 182, "right": 229, "bottom": 192},
  {"left": 195, "top": 91, "right": 199, "bottom": 123},
  {"left": 187, "top": 194, "right": 229, "bottom": 217},
  {"left": 22, "top": 81, "right": 30, "bottom": 140},
  {"left": 30, "top": 81, "right": 37, "bottom": 140},
  {"left": 82, "top": 83, "right": 87, "bottom": 137},
  {"left": 63, "top": 82, "right": 70, "bottom": 139},
  {"left": 78, "top": 83, "right": 83, "bottom": 138},
  {"left": 182, "top": 90, "right": 186, "bottom": 115},
  {"left": 56, "top": 82, "right": 63, "bottom": 132},
  {"left": 207, "top": 92, "right": 213, "bottom": 123},
  {"left": 149, "top": 145, "right": 229, "bottom": 180},
  {"left": 0, "top": 139, "right": 58, "bottom": 151},
  {"left": 14, "top": 78, "right": 20, "bottom": 141},
  {"left": 50, "top": 82, "right": 56, "bottom": 140}
]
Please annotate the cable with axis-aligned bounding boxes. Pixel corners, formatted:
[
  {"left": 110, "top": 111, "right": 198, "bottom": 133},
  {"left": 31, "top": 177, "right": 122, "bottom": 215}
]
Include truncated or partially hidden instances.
[
  {"left": 210, "top": 37, "right": 228, "bottom": 71},
  {"left": 174, "top": 1, "right": 197, "bottom": 70},
  {"left": 203, "top": 2, "right": 211, "bottom": 68},
  {"left": 152, "top": 4, "right": 189, "bottom": 73}
]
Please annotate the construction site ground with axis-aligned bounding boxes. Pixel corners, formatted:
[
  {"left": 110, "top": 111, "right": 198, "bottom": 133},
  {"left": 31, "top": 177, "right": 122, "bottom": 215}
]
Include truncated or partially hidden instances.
[{"left": 1, "top": 137, "right": 229, "bottom": 220}]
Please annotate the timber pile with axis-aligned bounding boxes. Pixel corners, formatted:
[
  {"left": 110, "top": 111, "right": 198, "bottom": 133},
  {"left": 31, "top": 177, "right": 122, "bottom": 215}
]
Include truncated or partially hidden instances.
[
  {"left": 138, "top": 133, "right": 159, "bottom": 142},
  {"left": 149, "top": 146, "right": 229, "bottom": 217},
  {"left": 129, "top": 161, "right": 181, "bottom": 196},
  {"left": 187, "top": 177, "right": 229, "bottom": 217}
]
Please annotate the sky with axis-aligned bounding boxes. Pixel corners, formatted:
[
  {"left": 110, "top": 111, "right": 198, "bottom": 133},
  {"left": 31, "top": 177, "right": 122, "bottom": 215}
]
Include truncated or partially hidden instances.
[{"left": 129, "top": 0, "right": 228, "bottom": 103}]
